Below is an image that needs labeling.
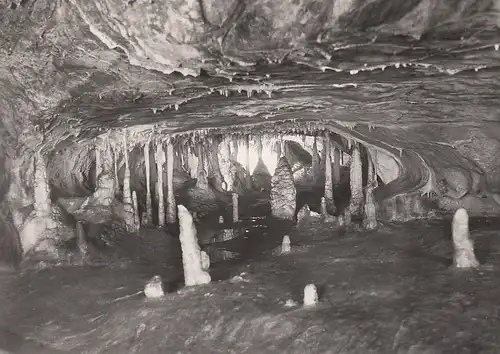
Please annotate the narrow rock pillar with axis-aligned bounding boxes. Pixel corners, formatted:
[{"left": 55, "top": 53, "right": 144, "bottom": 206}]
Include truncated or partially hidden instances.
[
  {"left": 232, "top": 193, "right": 239, "bottom": 222},
  {"left": 323, "top": 133, "right": 336, "bottom": 214},
  {"left": 244, "top": 135, "right": 250, "bottom": 174},
  {"left": 312, "top": 137, "right": 321, "bottom": 184},
  {"left": 143, "top": 140, "right": 153, "bottom": 224},
  {"left": 270, "top": 157, "right": 296, "bottom": 220},
  {"left": 333, "top": 148, "right": 341, "bottom": 185},
  {"left": 208, "top": 136, "right": 224, "bottom": 192},
  {"left": 363, "top": 150, "right": 377, "bottom": 230},
  {"left": 349, "top": 142, "right": 363, "bottom": 216},
  {"left": 166, "top": 138, "right": 177, "bottom": 224},
  {"left": 452, "top": 208, "right": 479, "bottom": 268},
  {"left": 155, "top": 142, "right": 166, "bottom": 226}
]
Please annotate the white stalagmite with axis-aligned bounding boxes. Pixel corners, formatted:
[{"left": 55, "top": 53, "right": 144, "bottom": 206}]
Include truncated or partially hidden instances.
[
  {"left": 177, "top": 205, "right": 211, "bottom": 286},
  {"left": 143, "top": 140, "right": 153, "bottom": 224},
  {"left": 144, "top": 275, "right": 165, "bottom": 299},
  {"left": 219, "top": 215, "right": 224, "bottom": 224},
  {"left": 201, "top": 250, "right": 210, "bottom": 270},
  {"left": 281, "top": 235, "right": 291, "bottom": 254},
  {"left": 76, "top": 221, "right": 88, "bottom": 260},
  {"left": 323, "top": 133, "right": 335, "bottom": 214},
  {"left": 93, "top": 138, "right": 115, "bottom": 206},
  {"left": 320, "top": 197, "right": 327, "bottom": 216},
  {"left": 166, "top": 138, "right": 176, "bottom": 224},
  {"left": 333, "top": 148, "right": 341, "bottom": 185},
  {"left": 155, "top": 142, "right": 166, "bottom": 226},
  {"left": 303, "top": 284, "right": 318, "bottom": 307},
  {"left": 452, "top": 208, "right": 479, "bottom": 268},
  {"left": 349, "top": 142, "right": 363, "bottom": 216},
  {"left": 363, "top": 151, "right": 378, "bottom": 230},
  {"left": 232, "top": 193, "right": 239, "bottom": 222}
]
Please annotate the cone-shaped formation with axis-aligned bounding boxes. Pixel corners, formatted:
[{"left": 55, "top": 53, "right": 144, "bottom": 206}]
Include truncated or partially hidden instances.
[
  {"left": 270, "top": 157, "right": 297, "bottom": 220},
  {"left": 144, "top": 275, "right": 165, "bottom": 299},
  {"left": 452, "top": 208, "right": 479, "bottom": 268},
  {"left": 76, "top": 221, "right": 88, "bottom": 261},
  {"left": 208, "top": 136, "right": 224, "bottom": 192},
  {"left": 349, "top": 142, "right": 363, "bottom": 216},
  {"left": 219, "top": 138, "right": 233, "bottom": 191},
  {"left": 218, "top": 215, "right": 224, "bottom": 224},
  {"left": 281, "top": 235, "right": 291, "bottom": 254},
  {"left": 303, "top": 284, "right": 318, "bottom": 307},
  {"left": 363, "top": 151, "right": 378, "bottom": 230},
  {"left": 143, "top": 141, "right": 153, "bottom": 224},
  {"left": 166, "top": 139, "right": 177, "bottom": 224},
  {"left": 177, "top": 205, "right": 211, "bottom": 286},
  {"left": 232, "top": 193, "right": 239, "bottom": 222},
  {"left": 155, "top": 142, "right": 166, "bottom": 225}
]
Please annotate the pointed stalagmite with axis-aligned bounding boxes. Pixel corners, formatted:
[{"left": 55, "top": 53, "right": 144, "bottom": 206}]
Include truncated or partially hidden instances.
[
  {"left": 122, "top": 133, "right": 132, "bottom": 207},
  {"left": 270, "top": 157, "right": 296, "bottom": 220},
  {"left": 219, "top": 137, "right": 233, "bottom": 191},
  {"left": 281, "top": 235, "right": 291, "bottom": 254},
  {"left": 452, "top": 208, "right": 479, "bottom": 268},
  {"left": 155, "top": 142, "right": 166, "bottom": 226},
  {"left": 196, "top": 141, "right": 209, "bottom": 188},
  {"left": 76, "top": 221, "right": 88, "bottom": 261},
  {"left": 333, "top": 148, "right": 341, "bottom": 185},
  {"left": 363, "top": 150, "right": 377, "bottom": 230},
  {"left": 177, "top": 205, "right": 211, "bottom": 286},
  {"left": 166, "top": 138, "right": 176, "bottom": 224},
  {"left": 323, "top": 133, "right": 335, "bottom": 214},
  {"left": 349, "top": 142, "right": 363, "bottom": 216},
  {"left": 303, "top": 284, "right": 318, "bottom": 307},
  {"left": 232, "top": 193, "right": 239, "bottom": 222},
  {"left": 143, "top": 140, "right": 153, "bottom": 224}
]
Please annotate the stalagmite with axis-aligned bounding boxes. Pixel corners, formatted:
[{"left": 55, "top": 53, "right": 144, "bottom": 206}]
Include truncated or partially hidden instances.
[
  {"left": 312, "top": 137, "right": 321, "bottom": 184},
  {"left": 281, "top": 235, "right": 291, "bottom": 254},
  {"left": 166, "top": 138, "right": 177, "bottom": 224},
  {"left": 363, "top": 151, "right": 378, "bottom": 230},
  {"left": 333, "top": 148, "right": 341, "bottom": 185},
  {"left": 323, "top": 133, "right": 336, "bottom": 214},
  {"left": 122, "top": 132, "right": 136, "bottom": 231},
  {"left": 452, "top": 208, "right": 479, "bottom": 268},
  {"left": 144, "top": 275, "right": 165, "bottom": 299},
  {"left": 270, "top": 157, "right": 296, "bottom": 220},
  {"left": 155, "top": 142, "right": 166, "bottom": 226},
  {"left": 219, "top": 215, "right": 224, "bottom": 224},
  {"left": 177, "top": 205, "right": 211, "bottom": 286},
  {"left": 321, "top": 197, "right": 327, "bottom": 216},
  {"left": 76, "top": 221, "right": 88, "bottom": 261},
  {"left": 349, "top": 142, "right": 363, "bottom": 216},
  {"left": 201, "top": 250, "right": 210, "bottom": 270},
  {"left": 303, "top": 284, "right": 318, "bottom": 307},
  {"left": 196, "top": 141, "right": 208, "bottom": 188},
  {"left": 95, "top": 143, "right": 102, "bottom": 183},
  {"left": 93, "top": 139, "right": 115, "bottom": 206},
  {"left": 143, "top": 141, "right": 153, "bottom": 224},
  {"left": 276, "top": 140, "right": 282, "bottom": 165},
  {"left": 232, "top": 193, "right": 239, "bottom": 222}
]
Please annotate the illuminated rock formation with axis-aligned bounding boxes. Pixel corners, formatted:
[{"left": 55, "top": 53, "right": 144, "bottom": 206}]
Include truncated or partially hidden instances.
[
  {"left": 452, "top": 208, "right": 479, "bottom": 269},
  {"left": 270, "top": 157, "right": 296, "bottom": 220}
]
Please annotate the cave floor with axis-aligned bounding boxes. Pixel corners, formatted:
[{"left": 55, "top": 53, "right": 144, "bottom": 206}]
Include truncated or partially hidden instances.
[{"left": 2, "top": 218, "right": 500, "bottom": 353}]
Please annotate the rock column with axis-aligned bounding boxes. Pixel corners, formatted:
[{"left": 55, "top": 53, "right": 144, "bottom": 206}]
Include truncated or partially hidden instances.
[
  {"left": 452, "top": 208, "right": 479, "bottom": 268},
  {"left": 155, "top": 142, "right": 166, "bottom": 226},
  {"left": 363, "top": 150, "right": 377, "bottom": 230},
  {"left": 166, "top": 138, "right": 177, "bottom": 224},
  {"left": 270, "top": 157, "right": 296, "bottom": 220},
  {"left": 143, "top": 141, "right": 153, "bottom": 224},
  {"left": 333, "top": 148, "right": 341, "bottom": 185},
  {"left": 349, "top": 142, "right": 363, "bottom": 216},
  {"left": 323, "top": 133, "right": 336, "bottom": 214},
  {"left": 312, "top": 137, "right": 321, "bottom": 184}
]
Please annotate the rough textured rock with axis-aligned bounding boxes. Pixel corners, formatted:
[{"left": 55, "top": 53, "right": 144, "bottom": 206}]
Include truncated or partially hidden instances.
[
  {"left": 452, "top": 208, "right": 479, "bottom": 269},
  {"left": 349, "top": 142, "right": 363, "bottom": 216},
  {"left": 303, "top": 284, "right": 318, "bottom": 307},
  {"left": 144, "top": 275, "right": 165, "bottom": 299},
  {"left": 270, "top": 157, "right": 296, "bottom": 221},
  {"left": 177, "top": 205, "right": 211, "bottom": 286},
  {"left": 252, "top": 159, "right": 272, "bottom": 192}
]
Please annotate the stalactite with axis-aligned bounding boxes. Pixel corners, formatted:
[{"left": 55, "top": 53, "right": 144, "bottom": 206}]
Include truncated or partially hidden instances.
[
  {"left": 155, "top": 142, "right": 166, "bottom": 226},
  {"left": 244, "top": 135, "right": 250, "bottom": 174},
  {"left": 166, "top": 138, "right": 177, "bottom": 224},
  {"left": 143, "top": 140, "right": 153, "bottom": 225},
  {"left": 363, "top": 150, "right": 377, "bottom": 230},
  {"left": 232, "top": 193, "right": 239, "bottom": 222},
  {"left": 122, "top": 132, "right": 132, "bottom": 207},
  {"left": 312, "top": 137, "right": 321, "bottom": 184},
  {"left": 323, "top": 133, "right": 336, "bottom": 214},
  {"left": 208, "top": 136, "right": 224, "bottom": 192},
  {"left": 333, "top": 148, "right": 341, "bottom": 185},
  {"left": 219, "top": 137, "right": 232, "bottom": 191},
  {"left": 132, "top": 191, "right": 140, "bottom": 228},
  {"left": 196, "top": 141, "right": 208, "bottom": 188},
  {"left": 231, "top": 135, "right": 239, "bottom": 161},
  {"left": 349, "top": 142, "right": 363, "bottom": 216},
  {"left": 256, "top": 135, "right": 263, "bottom": 161}
]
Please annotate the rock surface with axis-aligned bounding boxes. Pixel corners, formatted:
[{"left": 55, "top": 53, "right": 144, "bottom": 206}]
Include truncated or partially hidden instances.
[{"left": 270, "top": 157, "right": 297, "bottom": 220}]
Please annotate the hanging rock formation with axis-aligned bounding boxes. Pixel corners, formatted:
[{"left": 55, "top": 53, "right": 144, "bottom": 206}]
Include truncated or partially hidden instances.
[
  {"left": 177, "top": 205, "right": 211, "bottom": 286},
  {"left": 270, "top": 157, "right": 296, "bottom": 220}
]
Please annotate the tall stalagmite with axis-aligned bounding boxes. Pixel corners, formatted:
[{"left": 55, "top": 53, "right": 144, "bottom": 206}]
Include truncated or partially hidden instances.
[
  {"left": 177, "top": 205, "right": 211, "bottom": 286},
  {"left": 363, "top": 150, "right": 377, "bottom": 230},
  {"left": 143, "top": 140, "right": 153, "bottom": 224},
  {"left": 122, "top": 132, "right": 137, "bottom": 231},
  {"left": 323, "top": 133, "right": 335, "bottom": 214},
  {"left": 93, "top": 138, "right": 115, "bottom": 206},
  {"left": 155, "top": 142, "right": 166, "bottom": 226},
  {"left": 349, "top": 142, "right": 363, "bottom": 216},
  {"left": 196, "top": 141, "right": 208, "bottom": 188},
  {"left": 270, "top": 157, "right": 296, "bottom": 220},
  {"left": 166, "top": 138, "right": 177, "bottom": 224},
  {"left": 276, "top": 139, "right": 282, "bottom": 165}
]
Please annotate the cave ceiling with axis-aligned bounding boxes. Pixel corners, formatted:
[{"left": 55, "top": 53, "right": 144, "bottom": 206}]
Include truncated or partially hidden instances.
[{"left": 1, "top": 0, "right": 500, "bottom": 152}]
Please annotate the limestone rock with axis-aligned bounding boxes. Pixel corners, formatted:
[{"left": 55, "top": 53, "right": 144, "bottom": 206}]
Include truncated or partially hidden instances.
[
  {"left": 270, "top": 157, "right": 297, "bottom": 220},
  {"left": 303, "top": 284, "right": 318, "bottom": 307},
  {"left": 452, "top": 208, "right": 479, "bottom": 268},
  {"left": 297, "top": 204, "right": 311, "bottom": 223},
  {"left": 178, "top": 205, "right": 211, "bottom": 286},
  {"left": 252, "top": 158, "right": 272, "bottom": 192},
  {"left": 281, "top": 235, "right": 291, "bottom": 254},
  {"left": 144, "top": 275, "right": 165, "bottom": 299},
  {"left": 201, "top": 250, "right": 210, "bottom": 270}
]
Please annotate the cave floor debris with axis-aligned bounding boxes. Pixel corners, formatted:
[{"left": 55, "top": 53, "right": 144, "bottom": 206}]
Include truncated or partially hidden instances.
[{"left": 2, "top": 218, "right": 500, "bottom": 353}]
